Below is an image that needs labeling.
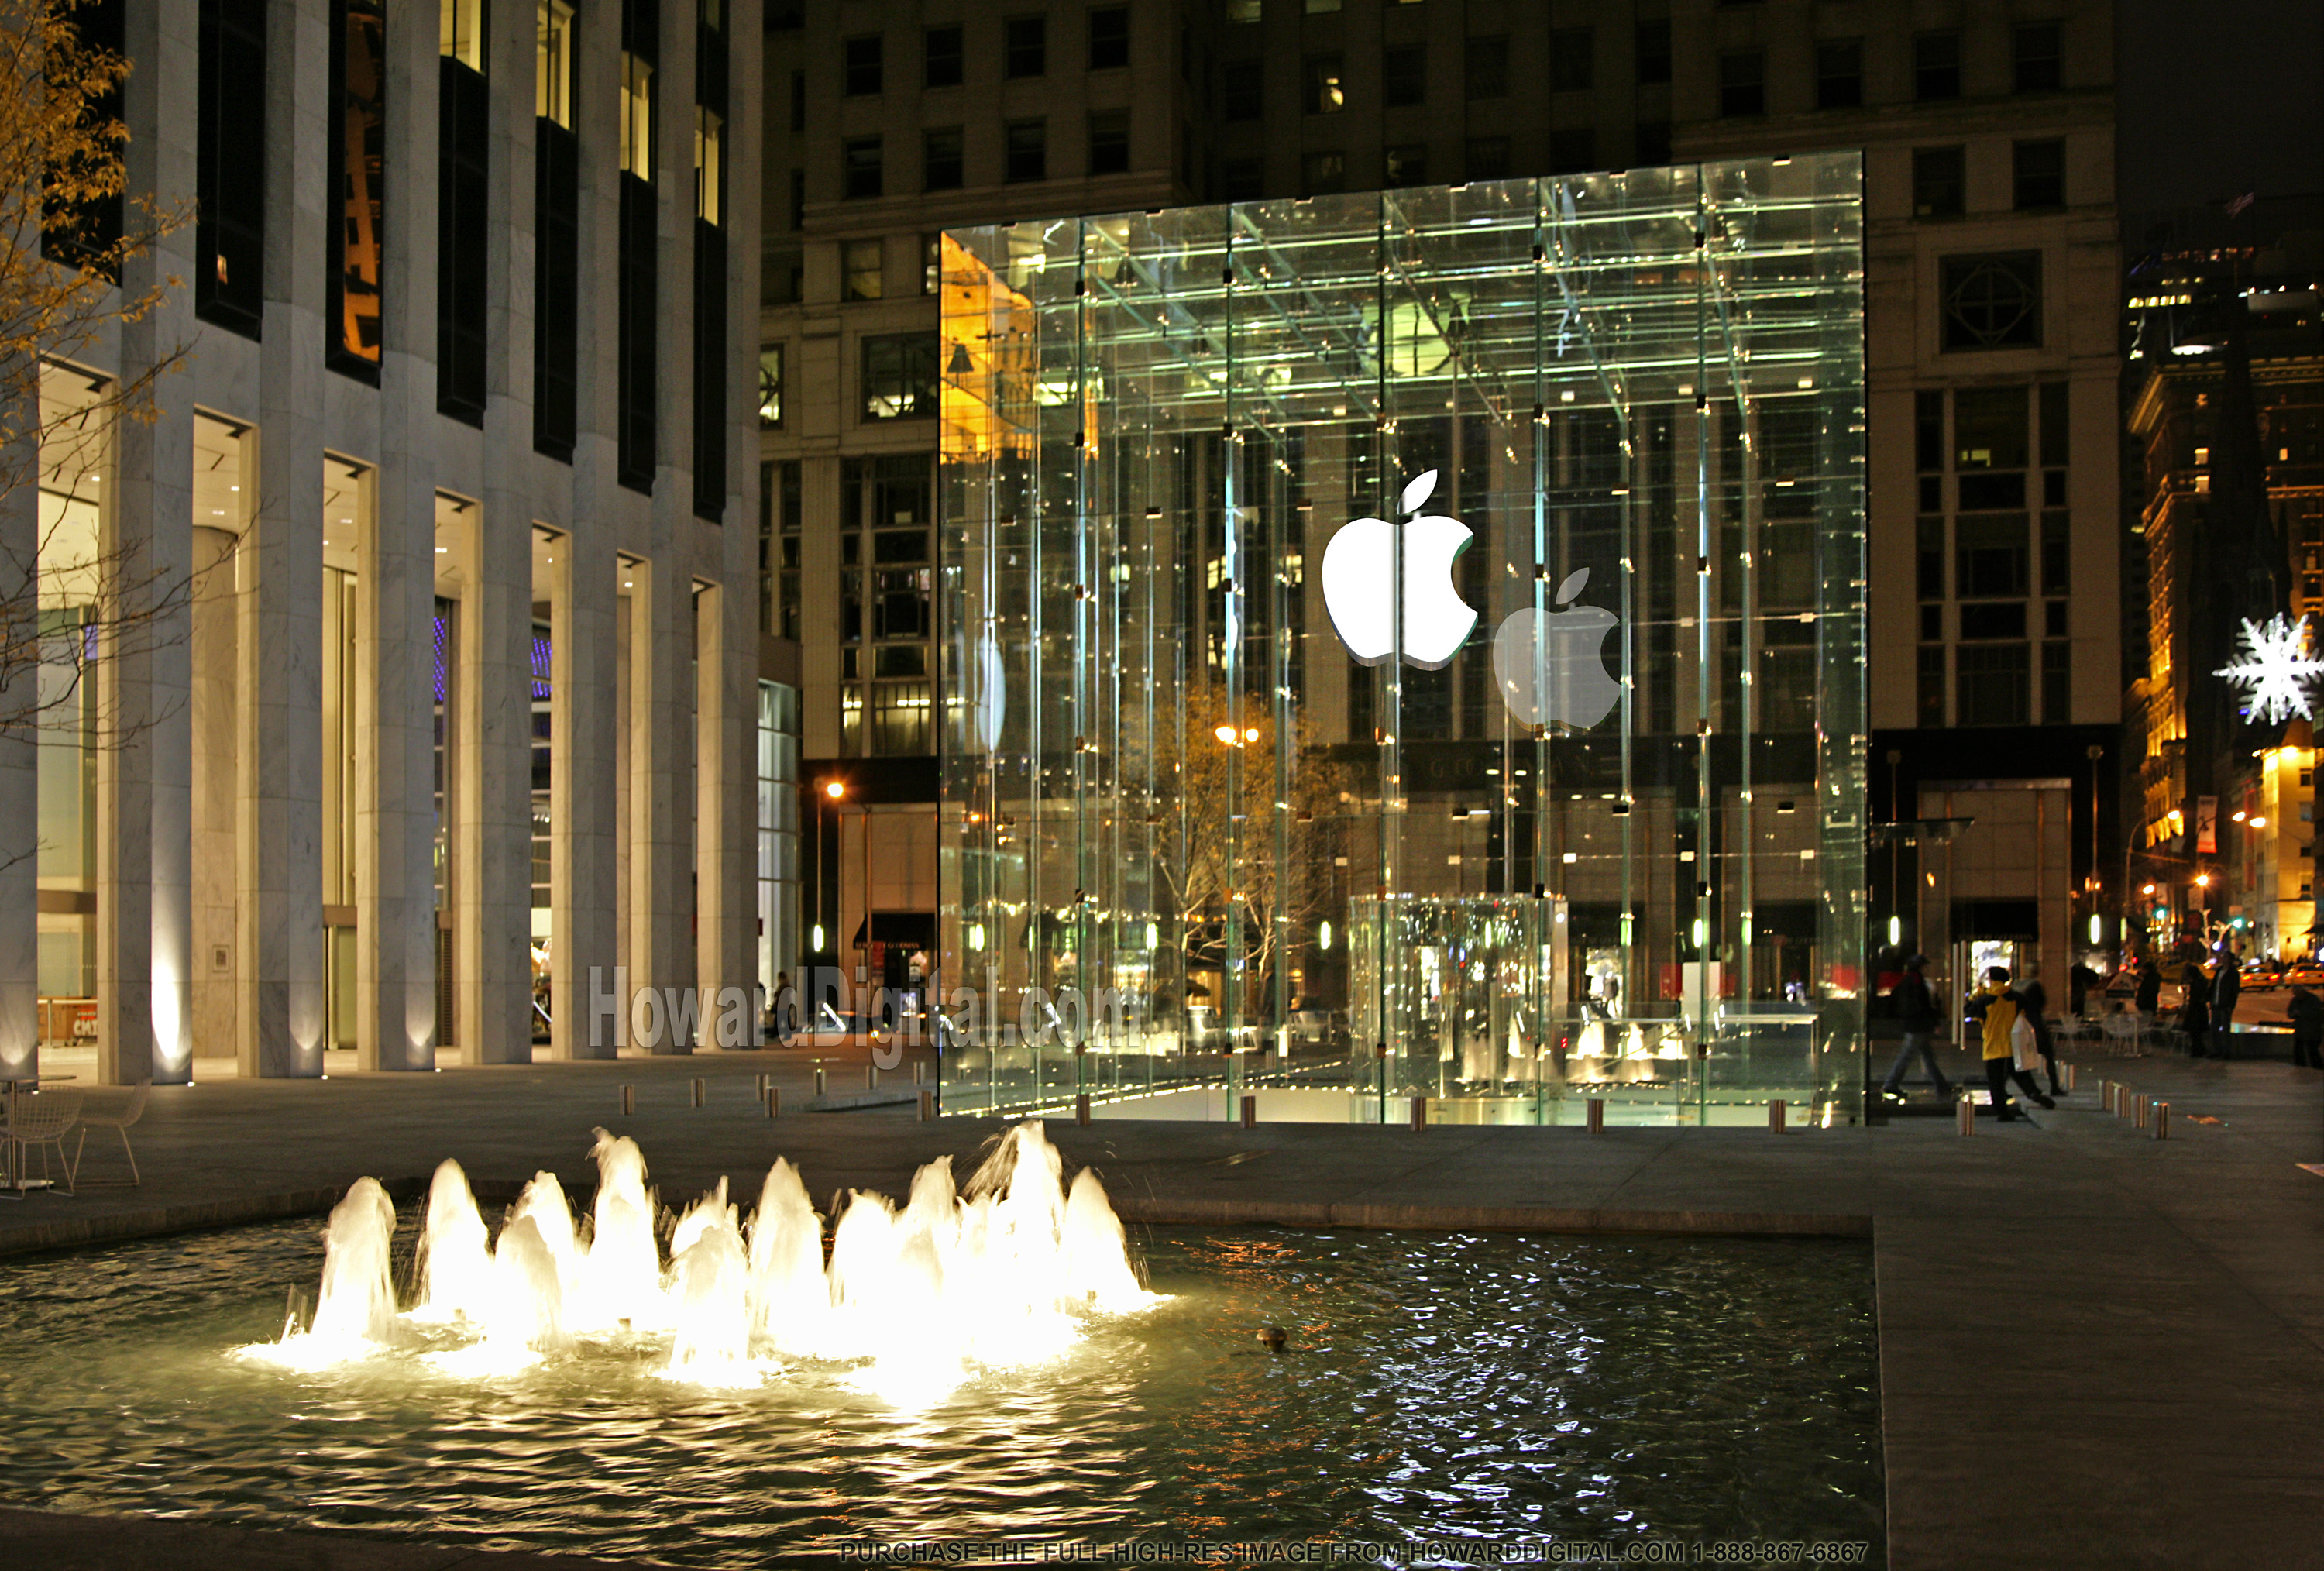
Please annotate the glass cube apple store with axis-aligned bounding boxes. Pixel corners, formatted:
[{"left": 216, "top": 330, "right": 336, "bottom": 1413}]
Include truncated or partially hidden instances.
[{"left": 937, "top": 157, "right": 1867, "bottom": 1126}]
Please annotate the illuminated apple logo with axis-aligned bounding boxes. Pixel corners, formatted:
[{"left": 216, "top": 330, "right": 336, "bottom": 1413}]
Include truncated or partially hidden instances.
[
  {"left": 1319, "top": 471, "right": 1478, "bottom": 669},
  {"left": 1492, "top": 566, "right": 1622, "bottom": 731}
]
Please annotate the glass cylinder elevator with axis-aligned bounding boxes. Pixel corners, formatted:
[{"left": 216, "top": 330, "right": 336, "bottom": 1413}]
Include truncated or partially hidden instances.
[{"left": 936, "top": 159, "right": 1868, "bottom": 1126}]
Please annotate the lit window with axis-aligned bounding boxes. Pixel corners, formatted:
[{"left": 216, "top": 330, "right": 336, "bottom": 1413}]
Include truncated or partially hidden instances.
[
  {"left": 1305, "top": 54, "right": 1344, "bottom": 114},
  {"left": 843, "top": 239, "right": 882, "bottom": 301},
  {"left": 758, "top": 345, "right": 783, "bottom": 427},
  {"left": 694, "top": 108, "right": 724, "bottom": 225},
  {"left": 441, "top": 0, "right": 485, "bottom": 72},
  {"left": 535, "top": 0, "right": 575, "bottom": 124},
  {"left": 620, "top": 53, "right": 654, "bottom": 179}
]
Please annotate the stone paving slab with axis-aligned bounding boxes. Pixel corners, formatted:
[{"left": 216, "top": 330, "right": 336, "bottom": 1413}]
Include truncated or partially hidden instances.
[{"left": 0, "top": 1045, "right": 2318, "bottom": 1571}]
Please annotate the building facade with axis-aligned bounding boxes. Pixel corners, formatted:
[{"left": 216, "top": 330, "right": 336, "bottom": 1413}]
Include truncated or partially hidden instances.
[
  {"left": 758, "top": 0, "right": 2120, "bottom": 1002},
  {"left": 2125, "top": 261, "right": 2324, "bottom": 958},
  {"left": 13, "top": 0, "right": 771, "bottom": 1085}
]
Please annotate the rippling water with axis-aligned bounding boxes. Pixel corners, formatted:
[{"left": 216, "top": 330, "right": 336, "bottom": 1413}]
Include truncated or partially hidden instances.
[{"left": 0, "top": 1219, "right": 1881, "bottom": 1566}]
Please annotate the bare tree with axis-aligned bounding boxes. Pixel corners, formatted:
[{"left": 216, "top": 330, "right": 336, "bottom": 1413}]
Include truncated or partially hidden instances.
[{"left": 0, "top": 0, "right": 192, "bottom": 845}]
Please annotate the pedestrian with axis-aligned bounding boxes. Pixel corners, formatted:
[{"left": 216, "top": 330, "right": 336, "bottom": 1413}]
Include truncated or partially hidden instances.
[
  {"left": 2134, "top": 961, "right": 2161, "bottom": 1024},
  {"left": 2181, "top": 960, "right": 2212, "bottom": 1058},
  {"left": 1879, "top": 954, "right": 1952, "bottom": 1102},
  {"left": 2017, "top": 964, "right": 2066, "bottom": 1097},
  {"left": 2209, "top": 952, "right": 2241, "bottom": 1059},
  {"left": 2287, "top": 985, "right": 2324, "bottom": 1071},
  {"left": 1968, "top": 966, "right": 2054, "bottom": 1120},
  {"left": 2068, "top": 961, "right": 2101, "bottom": 1019}
]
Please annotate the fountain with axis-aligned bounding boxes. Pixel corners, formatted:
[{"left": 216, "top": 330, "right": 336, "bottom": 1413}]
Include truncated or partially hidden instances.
[{"left": 243, "top": 1120, "right": 1160, "bottom": 1397}]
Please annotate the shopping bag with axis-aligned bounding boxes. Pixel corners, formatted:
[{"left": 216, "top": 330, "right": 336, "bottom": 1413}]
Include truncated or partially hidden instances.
[{"left": 2010, "top": 1012, "right": 2041, "bottom": 1072}]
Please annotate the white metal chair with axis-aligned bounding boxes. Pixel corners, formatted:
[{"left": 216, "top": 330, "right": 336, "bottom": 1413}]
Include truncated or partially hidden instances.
[
  {"left": 3, "top": 1090, "right": 84, "bottom": 1196},
  {"left": 72, "top": 1078, "right": 149, "bottom": 1186}
]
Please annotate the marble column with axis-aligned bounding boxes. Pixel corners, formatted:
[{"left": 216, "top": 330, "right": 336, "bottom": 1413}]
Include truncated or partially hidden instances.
[{"left": 0, "top": 399, "right": 35, "bottom": 1083}]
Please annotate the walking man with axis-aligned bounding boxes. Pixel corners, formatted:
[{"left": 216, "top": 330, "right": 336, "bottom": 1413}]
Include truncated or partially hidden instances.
[
  {"left": 2134, "top": 961, "right": 2161, "bottom": 1025},
  {"left": 1879, "top": 954, "right": 1952, "bottom": 1102},
  {"left": 2287, "top": 985, "right": 2324, "bottom": 1071},
  {"left": 1972, "top": 967, "right": 2054, "bottom": 1120},
  {"left": 2017, "top": 964, "right": 2066, "bottom": 1098},
  {"left": 2209, "top": 951, "right": 2241, "bottom": 1059},
  {"left": 2181, "top": 961, "right": 2212, "bottom": 1058}
]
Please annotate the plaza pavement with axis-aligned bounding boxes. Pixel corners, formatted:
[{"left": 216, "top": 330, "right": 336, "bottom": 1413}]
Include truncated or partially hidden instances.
[{"left": 1, "top": 1041, "right": 2319, "bottom": 1571}]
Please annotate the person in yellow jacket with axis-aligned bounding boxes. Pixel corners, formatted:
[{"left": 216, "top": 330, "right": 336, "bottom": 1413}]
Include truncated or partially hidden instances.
[{"left": 1974, "top": 966, "right": 2055, "bottom": 1121}]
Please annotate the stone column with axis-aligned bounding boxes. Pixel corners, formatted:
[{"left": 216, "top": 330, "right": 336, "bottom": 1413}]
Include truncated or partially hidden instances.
[
  {"left": 550, "top": 531, "right": 618, "bottom": 1058},
  {"left": 356, "top": 0, "right": 440, "bottom": 1071},
  {"left": 694, "top": 581, "right": 748, "bottom": 1044},
  {"left": 188, "top": 524, "right": 238, "bottom": 1059},
  {"left": 239, "top": 0, "right": 328, "bottom": 1078},
  {"left": 626, "top": 553, "right": 690, "bottom": 1050}
]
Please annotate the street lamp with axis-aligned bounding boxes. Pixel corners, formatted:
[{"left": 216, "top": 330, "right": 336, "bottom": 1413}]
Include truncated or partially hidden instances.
[{"left": 816, "top": 779, "right": 847, "bottom": 959}]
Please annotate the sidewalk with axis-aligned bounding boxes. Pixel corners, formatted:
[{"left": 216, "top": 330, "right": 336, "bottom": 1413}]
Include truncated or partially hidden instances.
[{"left": 0, "top": 1044, "right": 2318, "bottom": 1571}]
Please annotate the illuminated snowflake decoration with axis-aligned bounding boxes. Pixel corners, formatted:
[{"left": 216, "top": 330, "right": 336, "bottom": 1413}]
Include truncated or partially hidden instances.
[{"left": 2215, "top": 614, "right": 2324, "bottom": 724}]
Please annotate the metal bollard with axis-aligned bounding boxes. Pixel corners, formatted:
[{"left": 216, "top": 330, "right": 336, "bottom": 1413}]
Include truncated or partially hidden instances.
[
  {"left": 764, "top": 1087, "right": 781, "bottom": 1118},
  {"left": 1587, "top": 1098, "right": 1605, "bottom": 1134},
  {"left": 2134, "top": 1093, "right": 2150, "bottom": 1129},
  {"left": 1956, "top": 1096, "right": 1975, "bottom": 1136},
  {"left": 1769, "top": 1098, "right": 1787, "bottom": 1133},
  {"left": 1240, "top": 1095, "right": 1257, "bottom": 1129},
  {"left": 1077, "top": 1092, "right": 1092, "bottom": 1126},
  {"left": 813, "top": 1064, "right": 826, "bottom": 1098},
  {"left": 2153, "top": 1101, "right": 2170, "bottom": 1140},
  {"left": 1410, "top": 1095, "right": 1428, "bottom": 1130},
  {"left": 868, "top": 1065, "right": 880, "bottom": 1091},
  {"left": 2063, "top": 1063, "right": 2077, "bottom": 1093},
  {"left": 2102, "top": 1081, "right": 2117, "bottom": 1116},
  {"left": 755, "top": 1073, "right": 768, "bottom": 1096},
  {"left": 918, "top": 1088, "right": 936, "bottom": 1122},
  {"left": 913, "top": 1060, "right": 926, "bottom": 1085},
  {"left": 690, "top": 1078, "right": 705, "bottom": 1109},
  {"left": 619, "top": 1084, "right": 634, "bottom": 1116}
]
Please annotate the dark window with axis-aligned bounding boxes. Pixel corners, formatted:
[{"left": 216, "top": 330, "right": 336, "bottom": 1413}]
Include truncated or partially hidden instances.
[
  {"left": 789, "top": 70, "right": 805, "bottom": 131},
  {"left": 1915, "top": 31, "right": 1961, "bottom": 100},
  {"left": 1635, "top": 20, "right": 1671, "bottom": 84},
  {"left": 1719, "top": 50, "right": 1765, "bottom": 117},
  {"left": 1223, "top": 60, "right": 1263, "bottom": 120},
  {"left": 1942, "top": 253, "right": 2042, "bottom": 350},
  {"left": 693, "top": 217, "right": 728, "bottom": 520},
  {"left": 1913, "top": 146, "right": 1965, "bottom": 218},
  {"left": 438, "top": 50, "right": 490, "bottom": 425},
  {"left": 1921, "top": 603, "right": 1943, "bottom": 641},
  {"left": 1917, "top": 645, "right": 1946, "bottom": 726},
  {"left": 1635, "top": 122, "right": 1671, "bottom": 165},
  {"left": 1384, "top": 143, "right": 1428, "bottom": 187},
  {"left": 1816, "top": 40, "right": 1862, "bottom": 109},
  {"left": 1088, "top": 110, "right": 1129, "bottom": 175},
  {"left": 1916, "top": 516, "right": 1944, "bottom": 599},
  {"left": 2041, "top": 641, "right": 2069, "bottom": 722},
  {"left": 1959, "top": 602, "right": 2027, "bottom": 641},
  {"left": 1466, "top": 36, "right": 1507, "bottom": 99},
  {"left": 46, "top": 0, "right": 123, "bottom": 280},
  {"left": 1958, "top": 472, "right": 2025, "bottom": 510},
  {"left": 844, "top": 35, "right": 882, "bottom": 96},
  {"left": 198, "top": 0, "right": 266, "bottom": 339},
  {"left": 2044, "top": 600, "right": 2067, "bottom": 638},
  {"left": 788, "top": 167, "right": 803, "bottom": 229},
  {"left": 1004, "top": 119, "right": 1046, "bottom": 182},
  {"left": 1915, "top": 390, "right": 1944, "bottom": 473},
  {"left": 1955, "top": 514, "right": 2030, "bottom": 599},
  {"left": 1383, "top": 45, "right": 1425, "bottom": 107},
  {"left": 1089, "top": 7, "right": 1129, "bottom": 70},
  {"left": 1549, "top": 128, "right": 1596, "bottom": 174},
  {"left": 861, "top": 334, "right": 939, "bottom": 420},
  {"left": 1552, "top": 28, "right": 1593, "bottom": 91},
  {"left": 2013, "top": 139, "right": 2064, "bottom": 208},
  {"left": 1305, "top": 54, "right": 1344, "bottom": 114},
  {"left": 843, "top": 136, "right": 882, "bottom": 199},
  {"left": 1220, "top": 156, "right": 1263, "bottom": 201},
  {"left": 535, "top": 112, "right": 580, "bottom": 460},
  {"left": 1954, "top": 385, "right": 2029, "bottom": 469},
  {"left": 1956, "top": 644, "right": 2030, "bottom": 726},
  {"left": 1301, "top": 150, "right": 1345, "bottom": 196},
  {"left": 326, "top": 0, "right": 387, "bottom": 381},
  {"left": 923, "top": 126, "right": 964, "bottom": 191},
  {"left": 1466, "top": 136, "right": 1511, "bottom": 182},
  {"left": 924, "top": 25, "right": 962, "bottom": 88},
  {"left": 1005, "top": 15, "right": 1046, "bottom": 77},
  {"left": 2041, "top": 512, "right": 2069, "bottom": 595},
  {"left": 2043, "top": 469, "right": 2066, "bottom": 507},
  {"left": 2013, "top": 23, "right": 2061, "bottom": 92},
  {"left": 2039, "top": 381, "right": 2068, "bottom": 466}
]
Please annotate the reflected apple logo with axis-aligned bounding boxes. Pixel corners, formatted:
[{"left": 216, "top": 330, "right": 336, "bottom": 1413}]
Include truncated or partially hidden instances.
[
  {"left": 1492, "top": 566, "right": 1622, "bottom": 731},
  {"left": 1318, "top": 471, "right": 1478, "bottom": 669}
]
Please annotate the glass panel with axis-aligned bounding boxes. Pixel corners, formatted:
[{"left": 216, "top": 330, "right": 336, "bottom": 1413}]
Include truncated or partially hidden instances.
[{"left": 939, "top": 156, "right": 1868, "bottom": 1125}]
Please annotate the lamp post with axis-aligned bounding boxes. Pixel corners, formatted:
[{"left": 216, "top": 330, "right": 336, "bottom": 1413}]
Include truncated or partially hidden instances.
[{"left": 818, "top": 779, "right": 846, "bottom": 960}]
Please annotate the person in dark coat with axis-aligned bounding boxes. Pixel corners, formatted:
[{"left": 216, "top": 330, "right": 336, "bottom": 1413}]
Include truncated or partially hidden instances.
[
  {"left": 1879, "top": 954, "right": 1952, "bottom": 1101},
  {"left": 2134, "top": 961, "right": 2161, "bottom": 1023},
  {"left": 2209, "top": 954, "right": 2241, "bottom": 1058},
  {"left": 2181, "top": 962, "right": 2212, "bottom": 1058},
  {"left": 2017, "top": 964, "right": 2065, "bottom": 1097},
  {"left": 2286, "top": 985, "right": 2324, "bottom": 1071}
]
